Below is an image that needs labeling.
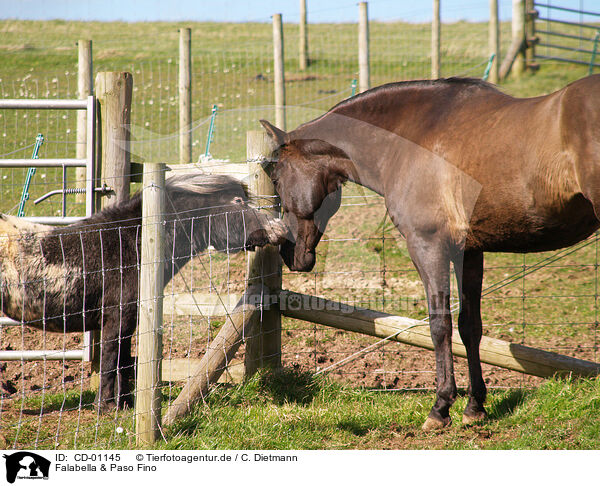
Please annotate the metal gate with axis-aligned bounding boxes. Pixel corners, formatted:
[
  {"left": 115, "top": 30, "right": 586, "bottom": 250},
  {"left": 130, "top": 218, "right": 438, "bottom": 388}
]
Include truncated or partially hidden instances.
[
  {"left": 533, "top": 2, "right": 600, "bottom": 71},
  {"left": 0, "top": 96, "right": 97, "bottom": 361}
]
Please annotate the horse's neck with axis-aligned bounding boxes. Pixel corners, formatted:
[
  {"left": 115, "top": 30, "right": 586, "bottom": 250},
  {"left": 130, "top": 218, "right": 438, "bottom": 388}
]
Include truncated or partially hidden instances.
[{"left": 295, "top": 111, "right": 410, "bottom": 196}]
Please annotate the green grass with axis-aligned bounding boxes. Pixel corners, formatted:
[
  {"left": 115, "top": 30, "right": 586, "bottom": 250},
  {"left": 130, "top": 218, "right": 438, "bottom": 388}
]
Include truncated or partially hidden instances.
[
  {"left": 2, "top": 18, "right": 600, "bottom": 450},
  {"left": 163, "top": 370, "right": 600, "bottom": 450},
  {"left": 11, "top": 369, "right": 600, "bottom": 449}
]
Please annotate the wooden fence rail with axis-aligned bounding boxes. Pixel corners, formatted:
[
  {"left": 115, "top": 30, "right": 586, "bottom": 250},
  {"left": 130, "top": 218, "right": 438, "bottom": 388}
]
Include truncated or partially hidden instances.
[{"left": 279, "top": 290, "right": 600, "bottom": 378}]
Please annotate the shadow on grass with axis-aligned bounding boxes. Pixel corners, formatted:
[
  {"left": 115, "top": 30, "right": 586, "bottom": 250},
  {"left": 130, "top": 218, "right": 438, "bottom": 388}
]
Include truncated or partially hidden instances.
[
  {"left": 23, "top": 390, "right": 96, "bottom": 415},
  {"left": 487, "top": 389, "right": 530, "bottom": 421},
  {"left": 337, "top": 418, "right": 370, "bottom": 437},
  {"left": 259, "top": 367, "right": 321, "bottom": 406}
]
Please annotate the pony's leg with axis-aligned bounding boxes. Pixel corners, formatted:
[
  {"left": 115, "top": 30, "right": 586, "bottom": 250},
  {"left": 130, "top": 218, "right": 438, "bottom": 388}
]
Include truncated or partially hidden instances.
[
  {"left": 406, "top": 236, "right": 456, "bottom": 430},
  {"left": 115, "top": 310, "right": 137, "bottom": 409},
  {"left": 97, "top": 323, "right": 119, "bottom": 412},
  {"left": 454, "top": 251, "right": 487, "bottom": 424},
  {"left": 114, "top": 335, "right": 134, "bottom": 409}
]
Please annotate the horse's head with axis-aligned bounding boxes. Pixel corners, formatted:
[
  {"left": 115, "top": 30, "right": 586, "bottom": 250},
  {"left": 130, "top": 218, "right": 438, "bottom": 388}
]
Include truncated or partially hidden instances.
[{"left": 261, "top": 120, "right": 346, "bottom": 272}]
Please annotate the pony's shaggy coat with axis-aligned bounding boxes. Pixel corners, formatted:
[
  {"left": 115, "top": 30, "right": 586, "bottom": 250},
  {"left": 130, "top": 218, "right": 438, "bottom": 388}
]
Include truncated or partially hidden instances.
[{"left": 0, "top": 173, "right": 287, "bottom": 410}]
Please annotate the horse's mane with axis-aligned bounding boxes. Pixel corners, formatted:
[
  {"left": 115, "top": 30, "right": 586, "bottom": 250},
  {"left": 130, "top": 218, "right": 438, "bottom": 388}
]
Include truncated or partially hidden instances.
[{"left": 328, "top": 77, "right": 500, "bottom": 114}]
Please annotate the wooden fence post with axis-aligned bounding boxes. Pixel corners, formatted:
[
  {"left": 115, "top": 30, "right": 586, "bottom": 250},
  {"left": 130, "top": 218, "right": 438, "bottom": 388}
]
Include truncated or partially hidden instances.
[
  {"left": 95, "top": 71, "right": 132, "bottom": 207},
  {"left": 432, "top": 0, "right": 441, "bottom": 79},
  {"left": 299, "top": 0, "right": 309, "bottom": 70},
  {"left": 244, "top": 131, "right": 282, "bottom": 376},
  {"left": 512, "top": 0, "right": 526, "bottom": 77},
  {"left": 489, "top": 0, "right": 500, "bottom": 84},
  {"left": 136, "top": 163, "right": 165, "bottom": 446},
  {"left": 163, "top": 285, "right": 264, "bottom": 426},
  {"left": 90, "top": 71, "right": 132, "bottom": 387},
  {"left": 76, "top": 40, "right": 92, "bottom": 203},
  {"left": 358, "top": 2, "right": 370, "bottom": 93},
  {"left": 273, "top": 14, "right": 286, "bottom": 130},
  {"left": 179, "top": 27, "right": 192, "bottom": 164},
  {"left": 525, "top": 0, "right": 537, "bottom": 69}
]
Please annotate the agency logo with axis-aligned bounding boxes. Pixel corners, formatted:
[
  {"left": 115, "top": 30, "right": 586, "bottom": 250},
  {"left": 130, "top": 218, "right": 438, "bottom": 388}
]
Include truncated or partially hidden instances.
[{"left": 3, "top": 452, "right": 50, "bottom": 483}]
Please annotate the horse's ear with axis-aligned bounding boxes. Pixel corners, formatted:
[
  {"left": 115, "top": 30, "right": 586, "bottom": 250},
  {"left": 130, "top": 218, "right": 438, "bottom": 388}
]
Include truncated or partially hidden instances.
[{"left": 260, "top": 120, "right": 288, "bottom": 146}]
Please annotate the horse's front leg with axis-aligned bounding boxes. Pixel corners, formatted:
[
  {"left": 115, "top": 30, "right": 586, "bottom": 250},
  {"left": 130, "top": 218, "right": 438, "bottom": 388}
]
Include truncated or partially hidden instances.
[
  {"left": 406, "top": 235, "right": 456, "bottom": 430},
  {"left": 454, "top": 250, "right": 487, "bottom": 424}
]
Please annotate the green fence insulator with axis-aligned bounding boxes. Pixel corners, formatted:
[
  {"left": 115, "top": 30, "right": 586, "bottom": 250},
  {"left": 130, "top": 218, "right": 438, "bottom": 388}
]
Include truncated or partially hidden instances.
[
  {"left": 204, "top": 104, "right": 218, "bottom": 158},
  {"left": 17, "top": 133, "right": 44, "bottom": 218},
  {"left": 482, "top": 53, "right": 496, "bottom": 81}
]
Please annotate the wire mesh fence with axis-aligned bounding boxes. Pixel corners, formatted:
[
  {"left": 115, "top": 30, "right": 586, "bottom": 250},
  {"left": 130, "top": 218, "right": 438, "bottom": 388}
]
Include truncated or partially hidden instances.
[{"left": 1, "top": 3, "right": 599, "bottom": 449}]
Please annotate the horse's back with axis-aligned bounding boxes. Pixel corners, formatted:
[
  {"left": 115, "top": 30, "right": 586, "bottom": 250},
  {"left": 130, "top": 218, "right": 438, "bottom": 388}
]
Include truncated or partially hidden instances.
[
  {"left": 459, "top": 76, "right": 600, "bottom": 252},
  {"left": 378, "top": 77, "right": 600, "bottom": 253}
]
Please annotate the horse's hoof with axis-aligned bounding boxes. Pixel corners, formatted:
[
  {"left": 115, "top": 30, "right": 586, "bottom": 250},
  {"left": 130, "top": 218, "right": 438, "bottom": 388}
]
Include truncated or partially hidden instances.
[
  {"left": 462, "top": 410, "right": 487, "bottom": 426},
  {"left": 422, "top": 416, "right": 451, "bottom": 431}
]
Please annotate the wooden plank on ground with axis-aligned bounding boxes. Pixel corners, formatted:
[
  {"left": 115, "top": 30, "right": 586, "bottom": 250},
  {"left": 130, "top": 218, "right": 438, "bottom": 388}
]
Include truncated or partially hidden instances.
[
  {"left": 163, "top": 292, "right": 241, "bottom": 317},
  {"left": 279, "top": 290, "right": 600, "bottom": 378}
]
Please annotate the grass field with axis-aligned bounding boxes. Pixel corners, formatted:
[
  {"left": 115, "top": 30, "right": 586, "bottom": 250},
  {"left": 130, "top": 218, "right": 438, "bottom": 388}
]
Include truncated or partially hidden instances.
[{"left": 1, "top": 18, "right": 599, "bottom": 450}]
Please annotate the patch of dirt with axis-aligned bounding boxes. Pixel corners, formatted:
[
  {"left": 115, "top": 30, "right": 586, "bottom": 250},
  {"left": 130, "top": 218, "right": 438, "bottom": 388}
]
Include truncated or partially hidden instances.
[{"left": 0, "top": 188, "right": 597, "bottom": 448}]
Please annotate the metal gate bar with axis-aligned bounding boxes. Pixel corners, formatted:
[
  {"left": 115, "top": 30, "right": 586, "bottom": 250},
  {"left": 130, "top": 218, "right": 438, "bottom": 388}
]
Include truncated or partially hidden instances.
[{"left": 0, "top": 96, "right": 97, "bottom": 362}]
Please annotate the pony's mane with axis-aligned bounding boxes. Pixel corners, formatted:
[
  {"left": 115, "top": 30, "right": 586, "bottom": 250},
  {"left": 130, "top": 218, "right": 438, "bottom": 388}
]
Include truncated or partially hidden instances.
[
  {"left": 165, "top": 173, "right": 249, "bottom": 198},
  {"left": 57, "top": 173, "right": 251, "bottom": 232}
]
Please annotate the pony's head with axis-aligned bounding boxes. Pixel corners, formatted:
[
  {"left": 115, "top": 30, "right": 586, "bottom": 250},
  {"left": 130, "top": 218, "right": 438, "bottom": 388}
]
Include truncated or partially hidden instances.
[
  {"left": 164, "top": 173, "right": 288, "bottom": 255},
  {"left": 260, "top": 120, "right": 346, "bottom": 272}
]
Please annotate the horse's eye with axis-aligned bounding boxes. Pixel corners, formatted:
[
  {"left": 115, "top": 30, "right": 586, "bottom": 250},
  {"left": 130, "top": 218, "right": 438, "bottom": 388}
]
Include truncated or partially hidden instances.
[{"left": 233, "top": 196, "right": 244, "bottom": 204}]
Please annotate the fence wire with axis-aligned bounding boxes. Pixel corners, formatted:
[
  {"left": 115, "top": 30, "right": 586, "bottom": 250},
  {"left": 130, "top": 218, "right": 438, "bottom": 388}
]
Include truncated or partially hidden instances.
[{"left": 0, "top": 5, "right": 598, "bottom": 449}]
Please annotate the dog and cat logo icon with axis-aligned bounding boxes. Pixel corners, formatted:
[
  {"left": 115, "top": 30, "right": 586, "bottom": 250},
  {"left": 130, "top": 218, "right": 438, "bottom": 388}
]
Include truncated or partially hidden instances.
[{"left": 3, "top": 452, "right": 50, "bottom": 483}]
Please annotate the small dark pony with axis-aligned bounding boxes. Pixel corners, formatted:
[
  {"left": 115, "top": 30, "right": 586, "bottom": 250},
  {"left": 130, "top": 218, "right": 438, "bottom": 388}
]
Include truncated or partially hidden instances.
[
  {"left": 0, "top": 173, "right": 287, "bottom": 411},
  {"left": 261, "top": 75, "right": 600, "bottom": 430}
]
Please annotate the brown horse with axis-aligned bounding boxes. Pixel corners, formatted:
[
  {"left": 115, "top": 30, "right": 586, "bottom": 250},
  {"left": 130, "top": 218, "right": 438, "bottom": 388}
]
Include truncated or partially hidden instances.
[{"left": 260, "top": 75, "right": 600, "bottom": 430}]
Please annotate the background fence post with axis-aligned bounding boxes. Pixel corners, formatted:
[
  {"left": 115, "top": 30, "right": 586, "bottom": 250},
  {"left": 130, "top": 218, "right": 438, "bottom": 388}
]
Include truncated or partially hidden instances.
[
  {"left": 432, "top": 0, "right": 441, "bottom": 79},
  {"left": 273, "top": 13, "right": 286, "bottom": 130},
  {"left": 244, "top": 131, "right": 282, "bottom": 377},
  {"left": 358, "top": 2, "right": 370, "bottom": 93},
  {"left": 512, "top": 0, "right": 526, "bottom": 77},
  {"left": 136, "top": 162, "right": 165, "bottom": 446},
  {"left": 489, "top": 0, "right": 500, "bottom": 83},
  {"left": 95, "top": 71, "right": 132, "bottom": 207},
  {"left": 525, "top": 0, "right": 536, "bottom": 69},
  {"left": 76, "top": 40, "right": 92, "bottom": 204},
  {"left": 299, "top": 0, "right": 309, "bottom": 71},
  {"left": 179, "top": 27, "right": 192, "bottom": 164},
  {"left": 91, "top": 71, "right": 132, "bottom": 387}
]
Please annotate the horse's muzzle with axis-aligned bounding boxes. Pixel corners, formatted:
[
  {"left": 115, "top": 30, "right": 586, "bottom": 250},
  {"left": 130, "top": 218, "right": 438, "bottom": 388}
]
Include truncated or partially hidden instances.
[{"left": 280, "top": 239, "right": 316, "bottom": 272}]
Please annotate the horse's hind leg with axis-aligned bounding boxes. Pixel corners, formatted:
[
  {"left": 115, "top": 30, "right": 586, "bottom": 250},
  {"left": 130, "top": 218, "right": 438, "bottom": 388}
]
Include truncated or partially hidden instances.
[
  {"left": 454, "top": 251, "right": 487, "bottom": 424},
  {"left": 406, "top": 236, "right": 457, "bottom": 430}
]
